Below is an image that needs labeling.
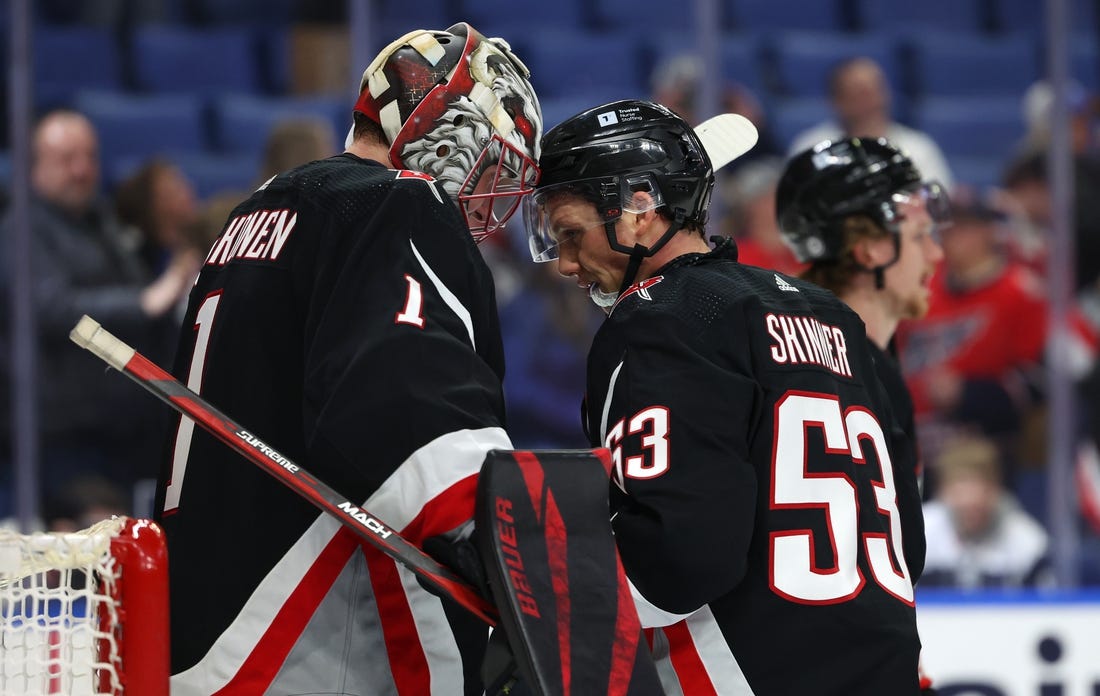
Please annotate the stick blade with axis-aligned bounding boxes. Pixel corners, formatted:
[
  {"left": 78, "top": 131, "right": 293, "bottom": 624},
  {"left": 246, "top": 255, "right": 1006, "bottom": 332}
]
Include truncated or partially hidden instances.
[
  {"left": 696, "top": 112, "right": 759, "bottom": 170},
  {"left": 476, "top": 449, "right": 662, "bottom": 696}
]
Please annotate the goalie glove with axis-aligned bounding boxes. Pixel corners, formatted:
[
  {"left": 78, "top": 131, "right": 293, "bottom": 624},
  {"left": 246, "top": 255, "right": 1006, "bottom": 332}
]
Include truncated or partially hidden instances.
[{"left": 420, "top": 522, "right": 491, "bottom": 600}]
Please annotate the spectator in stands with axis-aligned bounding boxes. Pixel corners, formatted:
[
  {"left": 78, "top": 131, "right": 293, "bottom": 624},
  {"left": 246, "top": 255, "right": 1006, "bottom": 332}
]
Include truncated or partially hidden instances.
[
  {"left": 1018, "top": 79, "right": 1099, "bottom": 159},
  {"left": 999, "top": 131, "right": 1100, "bottom": 529},
  {"left": 256, "top": 117, "right": 337, "bottom": 185},
  {"left": 776, "top": 136, "right": 948, "bottom": 502},
  {"left": 1004, "top": 81, "right": 1100, "bottom": 294},
  {"left": 0, "top": 110, "right": 199, "bottom": 513},
  {"left": 896, "top": 189, "right": 1046, "bottom": 479},
  {"left": 722, "top": 156, "right": 806, "bottom": 276},
  {"left": 184, "top": 191, "right": 242, "bottom": 255},
  {"left": 114, "top": 157, "right": 200, "bottom": 277},
  {"left": 921, "top": 434, "right": 1051, "bottom": 589},
  {"left": 787, "top": 57, "right": 954, "bottom": 188},
  {"left": 994, "top": 154, "right": 1050, "bottom": 273}
]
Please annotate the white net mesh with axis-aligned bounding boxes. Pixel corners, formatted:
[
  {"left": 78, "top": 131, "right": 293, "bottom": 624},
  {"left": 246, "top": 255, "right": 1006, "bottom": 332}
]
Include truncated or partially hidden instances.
[{"left": 0, "top": 518, "right": 127, "bottom": 696}]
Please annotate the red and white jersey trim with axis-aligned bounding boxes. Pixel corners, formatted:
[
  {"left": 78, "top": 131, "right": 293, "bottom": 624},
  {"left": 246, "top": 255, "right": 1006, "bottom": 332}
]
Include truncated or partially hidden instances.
[
  {"left": 170, "top": 426, "right": 508, "bottom": 694},
  {"left": 649, "top": 606, "right": 755, "bottom": 696},
  {"left": 367, "top": 426, "right": 511, "bottom": 541},
  {"left": 170, "top": 513, "right": 355, "bottom": 695},
  {"left": 627, "top": 576, "right": 693, "bottom": 628}
]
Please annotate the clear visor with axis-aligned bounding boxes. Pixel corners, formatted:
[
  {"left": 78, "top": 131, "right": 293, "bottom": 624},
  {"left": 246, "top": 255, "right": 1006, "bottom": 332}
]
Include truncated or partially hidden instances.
[
  {"left": 523, "top": 173, "right": 663, "bottom": 262},
  {"left": 890, "top": 181, "right": 951, "bottom": 233},
  {"left": 458, "top": 134, "right": 540, "bottom": 244}
]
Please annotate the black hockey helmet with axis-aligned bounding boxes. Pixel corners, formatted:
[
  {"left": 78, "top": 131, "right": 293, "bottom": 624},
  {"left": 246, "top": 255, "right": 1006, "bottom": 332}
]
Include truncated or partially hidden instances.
[
  {"left": 776, "top": 137, "right": 948, "bottom": 263},
  {"left": 525, "top": 99, "right": 714, "bottom": 263}
]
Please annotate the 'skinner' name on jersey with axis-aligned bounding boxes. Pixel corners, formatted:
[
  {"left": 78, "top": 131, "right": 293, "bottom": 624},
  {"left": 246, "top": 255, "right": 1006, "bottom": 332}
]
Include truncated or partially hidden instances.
[
  {"left": 204, "top": 208, "right": 299, "bottom": 267},
  {"left": 765, "top": 312, "right": 853, "bottom": 377}
]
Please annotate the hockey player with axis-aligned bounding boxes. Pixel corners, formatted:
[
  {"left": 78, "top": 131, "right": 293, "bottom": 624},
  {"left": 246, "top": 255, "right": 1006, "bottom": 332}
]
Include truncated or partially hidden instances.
[
  {"left": 155, "top": 23, "right": 540, "bottom": 695},
  {"left": 776, "top": 137, "right": 949, "bottom": 693},
  {"left": 776, "top": 137, "right": 948, "bottom": 492},
  {"left": 524, "top": 100, "right": 926, "bottom": 695}
]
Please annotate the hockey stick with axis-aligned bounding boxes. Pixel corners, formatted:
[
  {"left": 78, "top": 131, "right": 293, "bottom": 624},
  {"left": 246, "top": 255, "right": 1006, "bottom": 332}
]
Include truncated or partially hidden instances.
[{"left": 69, "top": 315, "right": 499, "bottom": 626}]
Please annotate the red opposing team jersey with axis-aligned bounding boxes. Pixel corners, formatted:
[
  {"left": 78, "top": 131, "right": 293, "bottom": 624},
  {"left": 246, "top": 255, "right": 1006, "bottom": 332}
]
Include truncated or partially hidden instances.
[
  {"left": 896, "top": 263, "right": 1047, "bottom": 417},
  {"left": 731, "top": 236, "right": 808, "bottom": 278}
]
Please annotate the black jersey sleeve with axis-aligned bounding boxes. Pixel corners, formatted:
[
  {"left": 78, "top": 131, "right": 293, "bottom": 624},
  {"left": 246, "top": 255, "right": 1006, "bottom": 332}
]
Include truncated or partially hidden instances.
[
  {"left": 299, "top": 177, "right": 509, "bottom": 545},
  {"left": 595, "top": 307, "right": 761, "bottom": 617}
]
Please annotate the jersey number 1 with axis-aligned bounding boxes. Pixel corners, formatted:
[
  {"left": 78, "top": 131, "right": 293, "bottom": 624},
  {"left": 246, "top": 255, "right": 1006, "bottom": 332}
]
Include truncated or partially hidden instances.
[
  {"left": 770, "top": 391, "right": 913, "bottom": 605},
  {"left": 163, "top": 292, "right": 221, "bottom": 513}
]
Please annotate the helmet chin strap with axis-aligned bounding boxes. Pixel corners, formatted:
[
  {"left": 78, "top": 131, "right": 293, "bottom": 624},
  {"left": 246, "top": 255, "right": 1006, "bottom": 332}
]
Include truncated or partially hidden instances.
[
  {"left": 617, "top": 243, "right": 650, "bottom": 295},
  {"left": 865, "top": 232, "right": 902, "bottom": 290},
  {"left": 597, "top": 211, "right": 687, "bottom": 308}
]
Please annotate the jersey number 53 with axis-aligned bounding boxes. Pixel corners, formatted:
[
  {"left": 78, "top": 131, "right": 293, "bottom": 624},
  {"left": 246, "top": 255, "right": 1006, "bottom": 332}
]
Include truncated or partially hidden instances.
[
  {"left": 604, "top": 406, "right": 671, "bottom": 492},
  {"left": 770, "top": 391, "right": 914, "bottom": 605}
]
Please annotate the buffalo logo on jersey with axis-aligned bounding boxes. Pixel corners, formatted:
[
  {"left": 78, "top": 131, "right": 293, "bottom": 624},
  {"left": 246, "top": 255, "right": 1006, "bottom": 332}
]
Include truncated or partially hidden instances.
[{"left": 610, "top": 276, "right": 664, "bottom": 314}]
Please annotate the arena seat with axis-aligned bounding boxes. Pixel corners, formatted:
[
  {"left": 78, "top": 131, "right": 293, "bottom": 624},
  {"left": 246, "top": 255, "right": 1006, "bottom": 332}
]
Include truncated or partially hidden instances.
[
  {"left": 908, "top": 33, "right": 1039, "bottom": 98},
  {"left": 522, "top": 30, "right": 647, "bottom": 99},
  {"left": 590, "top": 0, "right": 698, "bottom": 33},
  {"left": 854, "top": 0, "right": 986, "bottom": 33},
  {"left": 132, "top": 25, "right": 262, "bottom": 95},
  {"left": 768, "top": 96, "right": 832, "bottom": 148},
  {"left": 35, "top": 27, "right": 122, "bottom": 109},
  {"left": 769, "top": 31, "right": 902, "bottom": 99},
  {"left": 75, "top": 91, "right": 207, "bottom": 164},
  {"left": 647, "top": 32, "right": 766, "bottom": 101},
  {"left": 993, "top": 0, "right": 1097, "bottom": 35},
  {"left": 212, "top": 94, "right": 344, "bottom": 154},
  {"left": 728, "top": 0, "right": 846, "bottom": 32},
  {"left": 910, "top": 96, "right": 1024, "bottom": 159},
  {"left": 108, "top": 151, "right": 260, "bottom": 200},
  {"left": 463, "top": 0, "right": 584, "bottom": 34}
]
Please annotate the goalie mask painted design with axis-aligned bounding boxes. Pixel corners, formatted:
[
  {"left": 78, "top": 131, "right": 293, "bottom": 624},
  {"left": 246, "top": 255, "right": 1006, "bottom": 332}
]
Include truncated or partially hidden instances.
[{"left": 352, "top": 22, "right": 542, "bottom": 242}]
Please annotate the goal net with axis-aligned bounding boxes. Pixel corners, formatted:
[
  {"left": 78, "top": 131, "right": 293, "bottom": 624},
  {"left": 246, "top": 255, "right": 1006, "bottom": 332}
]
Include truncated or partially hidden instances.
[{"left": 0, "top": 517, "right": 168, "bottom": 695}]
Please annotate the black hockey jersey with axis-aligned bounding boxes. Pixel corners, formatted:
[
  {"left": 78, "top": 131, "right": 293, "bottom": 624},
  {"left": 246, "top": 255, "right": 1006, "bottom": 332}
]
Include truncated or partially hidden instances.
[
  {"left": 155, "top": 154, "right": 508, "bottom": 695},
  {"left": 869, "top": 339, "right": 926, "bottom": 498},
  {"left": 584, "top": 240, "right": 925, "bottom": 696}
]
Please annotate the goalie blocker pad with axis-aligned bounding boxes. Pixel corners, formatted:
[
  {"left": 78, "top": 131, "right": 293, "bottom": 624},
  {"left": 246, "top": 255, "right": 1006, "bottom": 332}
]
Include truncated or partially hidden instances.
[{"left": 476, "top": 449, "right": 663, "bottom": 696}]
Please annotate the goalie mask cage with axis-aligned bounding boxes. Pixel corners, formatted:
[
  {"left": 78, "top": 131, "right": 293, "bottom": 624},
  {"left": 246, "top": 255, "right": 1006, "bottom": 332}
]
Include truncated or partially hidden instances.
[{"left": 0, "top": 517, "right": 168, "bottom": 695}]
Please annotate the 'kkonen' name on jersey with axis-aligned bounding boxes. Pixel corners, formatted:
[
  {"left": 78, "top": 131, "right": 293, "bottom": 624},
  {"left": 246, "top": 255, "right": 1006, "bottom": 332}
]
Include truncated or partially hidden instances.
[
  {"left": 765, "top": 312, "right": 852, "bottom": 377},
  {"left": 204, "top": 208, "right": 298, "bottom": 267}
]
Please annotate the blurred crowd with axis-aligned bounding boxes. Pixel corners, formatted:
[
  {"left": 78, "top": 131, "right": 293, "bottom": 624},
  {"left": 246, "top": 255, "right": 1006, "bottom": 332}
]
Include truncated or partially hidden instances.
[{"left": 2, "top": 8, "right": 1100, "bottom": 588}]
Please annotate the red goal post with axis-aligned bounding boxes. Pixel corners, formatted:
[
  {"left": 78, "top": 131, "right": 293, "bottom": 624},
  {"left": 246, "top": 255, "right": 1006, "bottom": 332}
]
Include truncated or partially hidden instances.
[{"left": 0, "top": 516, "right": 169, "bottom": 695}]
